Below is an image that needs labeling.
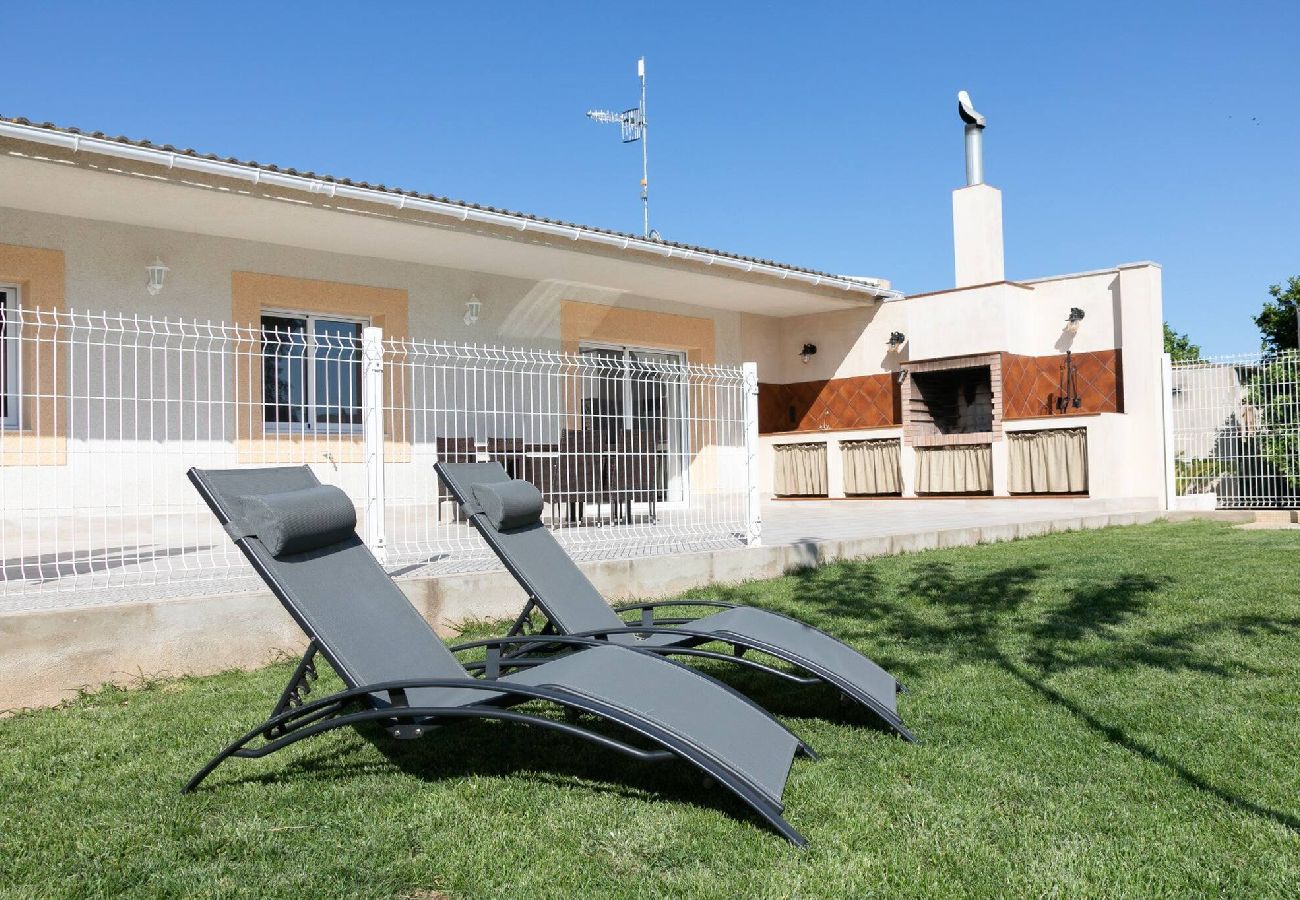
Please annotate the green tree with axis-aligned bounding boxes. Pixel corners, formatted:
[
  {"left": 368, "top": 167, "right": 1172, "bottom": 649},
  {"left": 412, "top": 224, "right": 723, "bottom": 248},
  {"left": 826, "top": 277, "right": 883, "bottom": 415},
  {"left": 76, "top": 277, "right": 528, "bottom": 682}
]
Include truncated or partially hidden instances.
[
  {"left": 1245, "top": 354, "right": 1300, "bottom": 487},
  {"left": 1254, "top": 276, "right": 1300, "bottom": 353},
  {"left": 1163, "top": 323, "right": 1201, "bottom": 361}
]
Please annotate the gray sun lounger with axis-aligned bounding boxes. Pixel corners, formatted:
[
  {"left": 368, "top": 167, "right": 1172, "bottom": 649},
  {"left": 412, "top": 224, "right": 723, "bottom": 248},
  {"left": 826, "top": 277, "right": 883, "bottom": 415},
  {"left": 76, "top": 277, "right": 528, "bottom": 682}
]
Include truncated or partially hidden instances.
[
  {"left": 185, "top": 465, "right": 814, "bottom": 845},
  {"left": 436, "top": 461, "right": 915, "bottom": 742}
]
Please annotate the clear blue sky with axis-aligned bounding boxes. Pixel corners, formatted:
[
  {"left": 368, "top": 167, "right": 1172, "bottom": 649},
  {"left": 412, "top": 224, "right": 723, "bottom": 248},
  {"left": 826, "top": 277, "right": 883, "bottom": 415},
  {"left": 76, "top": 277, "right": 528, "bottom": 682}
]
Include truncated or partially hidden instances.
[{"left": 2, "top": 2, "right": 1295, "bottom": 353}]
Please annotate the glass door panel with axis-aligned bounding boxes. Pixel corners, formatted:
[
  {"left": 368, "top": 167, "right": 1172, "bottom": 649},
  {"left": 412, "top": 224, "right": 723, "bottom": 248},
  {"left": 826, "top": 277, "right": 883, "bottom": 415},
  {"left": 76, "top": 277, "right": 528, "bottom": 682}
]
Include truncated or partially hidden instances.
[
  {"left": 579, "top": 343, "right": 689, "bottom": 505},
  {"left": 629, "top": 349, "right": 688, "bottom": 503}
]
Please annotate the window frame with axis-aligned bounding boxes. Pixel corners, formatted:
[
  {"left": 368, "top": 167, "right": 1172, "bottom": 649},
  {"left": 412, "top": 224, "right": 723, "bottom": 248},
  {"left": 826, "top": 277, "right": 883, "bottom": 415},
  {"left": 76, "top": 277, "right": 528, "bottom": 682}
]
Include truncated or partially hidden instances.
[
  {"left": 1, "top": 284, "right": 21, "bottom": 430},
  {"left": 260, "top": 308, "right": 369, "bottom": 435},
  {"left": 578, "top": 341, "right": 688, "bottom": 431}
]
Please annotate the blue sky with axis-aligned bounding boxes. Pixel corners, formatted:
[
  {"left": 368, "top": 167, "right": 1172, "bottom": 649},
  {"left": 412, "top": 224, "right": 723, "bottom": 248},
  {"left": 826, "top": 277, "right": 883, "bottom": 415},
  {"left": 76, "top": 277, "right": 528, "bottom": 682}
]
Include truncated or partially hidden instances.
[{"left": 2, "top": 2, "right": 1295, "bottom": 352}]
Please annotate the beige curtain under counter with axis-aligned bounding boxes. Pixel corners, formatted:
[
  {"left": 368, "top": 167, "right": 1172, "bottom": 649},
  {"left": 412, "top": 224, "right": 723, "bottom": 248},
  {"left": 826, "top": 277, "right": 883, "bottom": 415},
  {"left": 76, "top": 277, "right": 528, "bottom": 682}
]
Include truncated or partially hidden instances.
[
  {"left": 915, "top": 444, "right": 993, "bottom": 494},
  {"left": 841, "top": 439, "right": 902, "bottom": 495},
  {"left": 1009, "top": 428, "right": 1089, "bottom": 494},
  {"left": 773, "top": 442, "right": 828, "bottom": 497}
]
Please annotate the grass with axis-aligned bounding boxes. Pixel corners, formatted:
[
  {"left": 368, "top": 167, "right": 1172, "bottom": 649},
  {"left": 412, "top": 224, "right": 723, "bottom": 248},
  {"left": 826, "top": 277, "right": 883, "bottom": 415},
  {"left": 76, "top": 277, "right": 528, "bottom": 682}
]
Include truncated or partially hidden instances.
[{"left": 2, "top": 520, "right": 1299, "bottom": 898}]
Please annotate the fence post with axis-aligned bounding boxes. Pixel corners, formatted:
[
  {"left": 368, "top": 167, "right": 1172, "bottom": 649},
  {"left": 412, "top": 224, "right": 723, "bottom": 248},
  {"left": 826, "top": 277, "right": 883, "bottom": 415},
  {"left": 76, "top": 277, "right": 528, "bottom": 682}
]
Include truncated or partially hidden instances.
[
  {"left": 362, "top": 326, "right": 387, "bottom": 564},
  {"left": 742, "top": 361, "right": 762, "bottom": 546},
  {"left": 1160, "top": 351, "right": 1176, "bottom": 510}
]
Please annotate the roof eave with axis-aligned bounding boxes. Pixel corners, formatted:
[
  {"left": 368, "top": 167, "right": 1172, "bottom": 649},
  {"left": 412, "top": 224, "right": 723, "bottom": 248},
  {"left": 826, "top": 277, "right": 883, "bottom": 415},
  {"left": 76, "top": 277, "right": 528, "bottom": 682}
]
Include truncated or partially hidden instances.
[{"left": 0, "top": 118, "right": 900, "bottom": 301}]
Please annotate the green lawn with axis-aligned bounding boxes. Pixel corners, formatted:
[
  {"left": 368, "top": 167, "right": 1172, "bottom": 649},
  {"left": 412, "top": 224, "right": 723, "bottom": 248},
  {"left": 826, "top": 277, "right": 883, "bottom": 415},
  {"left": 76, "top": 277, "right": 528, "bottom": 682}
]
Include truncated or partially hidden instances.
[{"left": 3, "top": 520, "right": 1299, "bottom": 898}]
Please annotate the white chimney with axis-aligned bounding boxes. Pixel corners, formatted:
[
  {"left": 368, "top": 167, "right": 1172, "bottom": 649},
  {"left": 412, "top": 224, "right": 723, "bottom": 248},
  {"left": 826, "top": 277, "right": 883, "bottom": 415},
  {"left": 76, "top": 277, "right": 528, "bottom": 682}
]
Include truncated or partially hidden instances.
[{"left": 952, "top": 91, "right": 1005, "bottom": 287}]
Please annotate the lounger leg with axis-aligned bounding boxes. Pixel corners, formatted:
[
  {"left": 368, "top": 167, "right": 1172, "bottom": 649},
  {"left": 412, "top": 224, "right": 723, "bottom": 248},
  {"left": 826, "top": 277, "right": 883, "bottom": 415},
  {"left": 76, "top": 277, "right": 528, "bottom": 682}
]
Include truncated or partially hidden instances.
[
  {"left": 730, "top": 642, "right": 915, "bottom": 743},
  {"left": 186, "top": 695, "right": 808, "bottom": 844},
  {"left": 184, "top": 739, "right": 252, "bottom": 794},
  {"left": 183, "top": 725, "right": 280, "bottom": 794}
]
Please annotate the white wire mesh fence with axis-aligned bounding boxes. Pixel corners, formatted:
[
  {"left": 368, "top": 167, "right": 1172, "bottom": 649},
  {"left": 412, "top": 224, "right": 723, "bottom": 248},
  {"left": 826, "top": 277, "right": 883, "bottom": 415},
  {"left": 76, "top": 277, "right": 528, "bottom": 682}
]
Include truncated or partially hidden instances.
[
  {"left": 1170, "top": 349, "right": 1300, "bottom": 508},
  {"left": 0, "top": 308, "right": 757, "bottom": 612}
]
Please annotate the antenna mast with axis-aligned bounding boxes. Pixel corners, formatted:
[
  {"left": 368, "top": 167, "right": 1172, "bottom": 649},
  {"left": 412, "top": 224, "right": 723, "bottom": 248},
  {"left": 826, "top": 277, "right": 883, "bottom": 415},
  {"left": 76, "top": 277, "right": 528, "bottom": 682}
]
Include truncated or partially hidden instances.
[{"left": 586, "top": 56, "right": 651, "bottom": 237}]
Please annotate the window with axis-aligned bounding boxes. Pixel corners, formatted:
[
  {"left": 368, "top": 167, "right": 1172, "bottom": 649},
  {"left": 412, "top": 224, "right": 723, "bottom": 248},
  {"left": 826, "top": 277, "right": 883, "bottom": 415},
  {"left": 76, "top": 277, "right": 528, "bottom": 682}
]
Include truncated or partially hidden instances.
[
  {"left": 1, "top": 286, "right": 18, "bottom": 429},
  {"left": 261, "top": 312, "right": 366, "bottom": 431}
]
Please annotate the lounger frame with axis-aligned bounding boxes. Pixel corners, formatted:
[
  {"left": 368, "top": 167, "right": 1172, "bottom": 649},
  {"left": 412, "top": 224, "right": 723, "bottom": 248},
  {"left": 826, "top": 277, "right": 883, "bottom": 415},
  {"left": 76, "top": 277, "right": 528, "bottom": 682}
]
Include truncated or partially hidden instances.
[
  {"left": 185, "top": 467, "right": 812, "bottom": 845},
  {"left": 478, "top": 597, "right": 914, "bottom": 742},
  {"left": 434, "top": 461, "right": 915, "bottom": 742}
]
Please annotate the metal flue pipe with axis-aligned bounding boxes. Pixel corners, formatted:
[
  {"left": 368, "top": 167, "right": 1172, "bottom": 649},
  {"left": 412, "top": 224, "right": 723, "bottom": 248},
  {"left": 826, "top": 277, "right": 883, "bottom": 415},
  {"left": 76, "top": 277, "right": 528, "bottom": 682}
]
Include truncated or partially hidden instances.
[{"left": 957, "top": 90, "right": 986, "bottom": 186}]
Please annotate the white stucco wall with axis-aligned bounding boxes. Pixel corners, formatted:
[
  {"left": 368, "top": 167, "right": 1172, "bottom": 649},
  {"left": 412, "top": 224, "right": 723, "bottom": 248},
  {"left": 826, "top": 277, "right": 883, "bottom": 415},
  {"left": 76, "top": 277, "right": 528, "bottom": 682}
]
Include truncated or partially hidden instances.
[
  {"left": 0, "top": 203, "right": 1167, "bottom": 508},
  {"left": 747, "top": 263, "right": 1166, "bottom": 505},
  {"left": 952, "top": 184, "right": 1005, "bottom": 287},
  {"left": 741, "top": 301, "right": 911, "bottom": 384},
  {"left": 0, "top": 206, "right": 748, "bottom": 363},
  {"left": 0, "top": 205, "right": 768, "bottom": 531},
  {"left": 742, "top": 267, "right": 1129, "bottom": 387}
]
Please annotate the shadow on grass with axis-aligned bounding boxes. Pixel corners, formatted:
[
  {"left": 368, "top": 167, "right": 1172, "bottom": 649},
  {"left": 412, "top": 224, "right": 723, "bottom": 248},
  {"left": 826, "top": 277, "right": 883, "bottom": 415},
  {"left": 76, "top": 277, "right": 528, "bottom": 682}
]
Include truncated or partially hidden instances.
[
  {"left": 214, "top": 709, "right": 792, "bottom": 838},
  {"left": 709, "top": 555, "right": 1300, "bottom": 834},
  {"left": 197, "top": 550, "right": 1300, "bottom": 839}
]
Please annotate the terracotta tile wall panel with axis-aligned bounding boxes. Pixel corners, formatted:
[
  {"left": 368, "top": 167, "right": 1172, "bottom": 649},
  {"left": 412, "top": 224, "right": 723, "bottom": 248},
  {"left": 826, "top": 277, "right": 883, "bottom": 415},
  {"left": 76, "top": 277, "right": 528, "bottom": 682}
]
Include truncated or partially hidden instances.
[
  {"left": 758, "top": 374, "right": 900, "bottom": 433},
  {"left": 1002, "top": 349, "right": 1123, "bottom": 420}
]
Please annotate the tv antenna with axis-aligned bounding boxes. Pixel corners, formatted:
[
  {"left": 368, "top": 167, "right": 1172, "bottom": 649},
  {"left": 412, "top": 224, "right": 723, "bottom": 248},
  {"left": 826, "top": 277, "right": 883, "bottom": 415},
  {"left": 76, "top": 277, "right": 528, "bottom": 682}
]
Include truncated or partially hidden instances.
[{"left": 587, "top": 56, "right": 652, "bottom": 238}]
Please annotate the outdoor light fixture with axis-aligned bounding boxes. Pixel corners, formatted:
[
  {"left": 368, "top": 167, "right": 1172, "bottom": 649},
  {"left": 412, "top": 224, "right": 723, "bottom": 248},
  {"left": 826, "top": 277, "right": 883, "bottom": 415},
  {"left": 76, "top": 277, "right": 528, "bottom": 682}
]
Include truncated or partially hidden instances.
[
  {"left": 887, "top": 331, "right": 907, "bottom": 351},
  {"left": 799, "top": 343, "right": 818, "bottom": 364},
  {"left": 463, "top": 293, "right": 481, "bottom": 326},
  {"left": 1066, "top": 307, "right": 1086, "bottom": 333},
  {"left": 145, "top": 257, "right": 169, "bottom": 296}
]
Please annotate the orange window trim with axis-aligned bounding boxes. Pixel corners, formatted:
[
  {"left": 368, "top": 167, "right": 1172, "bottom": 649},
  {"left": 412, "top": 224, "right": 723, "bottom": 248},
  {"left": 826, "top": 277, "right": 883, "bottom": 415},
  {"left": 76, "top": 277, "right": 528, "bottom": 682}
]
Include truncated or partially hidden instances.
[
  {"left": 559, "top": 299, "right": 716, "bottom": 364},
  {"left": 0, "top": 243, "right": 67, "bottom": 466},
  {"left": 231, "top": 271, "right": 411, "bottom": 463},
  {"left": 560, "top": 299, "right": 721, "bottom": 487}
]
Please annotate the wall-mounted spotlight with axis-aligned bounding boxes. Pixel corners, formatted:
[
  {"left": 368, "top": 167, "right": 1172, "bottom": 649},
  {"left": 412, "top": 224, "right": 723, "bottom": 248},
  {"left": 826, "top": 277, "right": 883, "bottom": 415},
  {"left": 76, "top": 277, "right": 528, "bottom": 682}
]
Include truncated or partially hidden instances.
[
  {"left": 464, "top": 293, "right": 482, "bottom": 326},
  {"left": 799, "top": 342, "right": 818, "bottom": 364},
  {"left": 887, "top": 331, "right": 907, "bottom": 351},
  {"left": 145, "top": 257, "right": 169, "bottom": 296},
  {"left": 1065, "top": 307, "right": 1085, "bottom": 333}
]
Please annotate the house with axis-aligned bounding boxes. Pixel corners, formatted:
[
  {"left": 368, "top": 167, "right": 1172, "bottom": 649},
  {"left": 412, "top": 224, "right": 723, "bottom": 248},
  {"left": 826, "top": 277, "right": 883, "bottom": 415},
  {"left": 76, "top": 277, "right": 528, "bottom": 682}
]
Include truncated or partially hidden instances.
[
  {"left": 0, "top": 111, "right": 1165, "bottom": 600},
  {"left": 0, "top": 112, "right": 1170, "bottom": 499},
  {"left": 0, "top": 107, "right": 1172, "bottom": 708}
]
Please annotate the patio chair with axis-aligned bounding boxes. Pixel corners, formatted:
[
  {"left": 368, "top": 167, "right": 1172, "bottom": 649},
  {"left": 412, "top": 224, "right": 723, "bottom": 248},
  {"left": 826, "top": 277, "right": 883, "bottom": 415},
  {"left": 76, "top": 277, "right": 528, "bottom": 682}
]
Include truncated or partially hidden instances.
[
  {"left": 485, "top": 436, "right": 526, "bottom": 481},
  {"left": 554, "top": 428, "right": 604, "bottom": 523},
  {"left": 184, "top": 464, "right": 813, "bottom": 845},
  {"left": 605, "top": 427, "right": 659, "bottom": 523},
  {"left": 435, "top": 462, "right": 915, "bottom": 742},
  {"left": 434, "top": 437, "right": 477, "bottom": 519}
]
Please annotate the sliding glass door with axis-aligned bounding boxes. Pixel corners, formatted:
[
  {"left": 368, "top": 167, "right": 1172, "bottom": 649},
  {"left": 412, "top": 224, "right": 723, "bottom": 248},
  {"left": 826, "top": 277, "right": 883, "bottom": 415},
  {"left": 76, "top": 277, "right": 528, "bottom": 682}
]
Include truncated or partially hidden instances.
[{"left": 579, "top": 343, "right": 690, "bottom": 504}]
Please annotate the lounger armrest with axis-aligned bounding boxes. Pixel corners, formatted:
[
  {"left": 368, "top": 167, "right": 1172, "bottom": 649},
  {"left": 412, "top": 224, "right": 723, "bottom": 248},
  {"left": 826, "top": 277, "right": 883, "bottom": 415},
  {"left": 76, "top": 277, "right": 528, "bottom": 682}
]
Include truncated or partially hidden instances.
[
  {"left": 259, "top": 671, "right": 713, "bottom": 736},
  {"left": 570, "top": 625, "right": 745, "bottom": 643},
  {"left": 447, "top": 634, "right": 613, "bottom": 678},
  {"left": 447, "top": 634, "right": 607, "bottom": 656},
  {"left": 612, "top": 598, "right": 737, "bottom": 627},
  {"left": 248, "top": 675, "right": 553, "bottom": 738},
  {"left": 611, "top": 599, "right": 738, "bottom": 613}
]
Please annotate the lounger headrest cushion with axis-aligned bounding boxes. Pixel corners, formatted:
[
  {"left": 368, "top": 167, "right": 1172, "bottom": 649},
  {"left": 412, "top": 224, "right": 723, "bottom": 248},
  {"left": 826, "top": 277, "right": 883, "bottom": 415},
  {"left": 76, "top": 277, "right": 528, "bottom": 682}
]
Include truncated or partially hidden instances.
[
  {"left": 471, "top": 479, "right": 544, "bottom": 532},
  {"left": 236, "top": 485, "right": 357, "bottom": 556}
]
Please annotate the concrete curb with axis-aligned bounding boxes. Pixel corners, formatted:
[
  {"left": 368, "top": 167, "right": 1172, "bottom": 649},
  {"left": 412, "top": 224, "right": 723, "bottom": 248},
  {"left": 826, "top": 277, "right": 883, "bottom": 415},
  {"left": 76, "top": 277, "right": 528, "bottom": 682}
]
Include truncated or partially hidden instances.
[{"left": 0, "top": 507, "right": 1225, "bottom": 711}]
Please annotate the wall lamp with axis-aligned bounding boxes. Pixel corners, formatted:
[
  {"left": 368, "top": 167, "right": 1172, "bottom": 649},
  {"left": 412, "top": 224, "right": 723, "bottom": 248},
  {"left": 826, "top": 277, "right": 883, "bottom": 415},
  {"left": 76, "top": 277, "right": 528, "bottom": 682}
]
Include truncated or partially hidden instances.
[
  {"left": 799, "top": 343, "right": 818, "bottom": 364},
  {"left": 1065, "top": 307, "right": 1085, "bottom": 333},
  {"left": 145, "top": 257, "right": 169, "bottom": 296},
  {"left": 464, "top": 293, "right": 482, "bottom": 326},
  {"left": 886, "top": 331, "right": 907, "bottom": 351}
]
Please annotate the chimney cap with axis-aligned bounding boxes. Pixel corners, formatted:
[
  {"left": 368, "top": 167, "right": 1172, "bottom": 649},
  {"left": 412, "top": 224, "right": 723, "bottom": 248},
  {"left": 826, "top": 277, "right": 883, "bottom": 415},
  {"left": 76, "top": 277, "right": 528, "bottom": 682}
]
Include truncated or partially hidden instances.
[{"left": 957, "top": 91, "right": 986, "bottom": 128}]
